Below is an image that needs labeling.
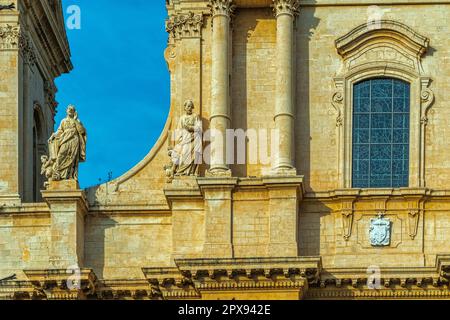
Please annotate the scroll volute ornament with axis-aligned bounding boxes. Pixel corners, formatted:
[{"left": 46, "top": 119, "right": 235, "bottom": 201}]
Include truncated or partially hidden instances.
[
  {"left": 339, "top": 199, "right": 355, "bottom": 241},
  {"left": 166, "top": 12, "right": 204, "bottom": 40},
  {"left": 0, "top": 24, "right": 20, "bottom": 49},
  {"left": 420, "top": 78, "right": 435, "bottom": 126},
  {"left": 342, "top": 209, "right": 353, "bottom": 241},
  {"left": 208, "top": 0, "right": 235, "bottom": 17},
  {"left": 331, "top": 78, "right": 344, "bottom": 127},
  {"left": 407, "top": 197, "right": 424, "bottom": 240},
  {"left": 404, "top": 196, "right": 424, "bottom": 240},
  {"left": 272, "top": 0, "right": 300, "bottom": 17}
]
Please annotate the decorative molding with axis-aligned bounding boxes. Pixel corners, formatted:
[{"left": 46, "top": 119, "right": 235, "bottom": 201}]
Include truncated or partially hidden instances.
[
  {"left": 44, "top": 80, "right": 58, "bottom": 115},
  {"left": 341, "top": 209, "right": 353, "bottom": 241},
  {"left": 335, "top": 20, "right": 429, "bottom": 74},
  {"left": 143, "top": 257, "right": 322, "bottom": 300},
  {"left": 337, "top": 197, "right": 356, "bottom": 241},
  {"left": 310, "top": 255, "right": 450, "bottom": 299},
  {"left": 408, "top": 209, "right": 420, "bottom": 239},
  {"left": 331, "top": 78, "right": 344, "bottom": 127},
  {"left": 333, "top": 20, "right": 433, "bottom": 189},
  {"left": 166, "top": 12, "right": 204, "bottom": 40},
  {"left": 19, "top": 33, "right": 37, "bottom": 66},
  {"left": 23, "top": 269, "right": 97, "bottom": 300},
  {"left": 404, "top": 195, "right": 426, "bottom": 240},
  {"left": 208, "top": 0, "right": 235, "bottom": 18},
  {"left": 336, "top": 20, "right": 429, "bottom": 60},
  {"left": 0, "top": 24, "right": 20, "bottom": 50},
  {"left": 419, "top": 77, "right": 435, "bottom": 187},
  {"left": 420, "top": 77, "right": 435, "bottom": 126},
  {"left": 272, "top": 0, "right": 300, "bottom": 17}
]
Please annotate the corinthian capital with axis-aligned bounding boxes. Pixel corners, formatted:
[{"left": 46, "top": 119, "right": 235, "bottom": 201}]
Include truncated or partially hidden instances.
[
  {"left": 273, "top": 0, "right": 300, "bottom": 18},
  {"left": 0, "top": 24, "right": 20, "bottom": 50},
  {"left": 208, "top": 0, "right": 235, "bottom": 18},
  {"left": 166, "top": 12, "right": 204, "bottom": 40}
]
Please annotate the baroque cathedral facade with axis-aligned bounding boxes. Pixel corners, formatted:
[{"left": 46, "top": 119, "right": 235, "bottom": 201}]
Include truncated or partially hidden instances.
[{"left": 0, "top": 0, "right": 449, "bottom": 300}]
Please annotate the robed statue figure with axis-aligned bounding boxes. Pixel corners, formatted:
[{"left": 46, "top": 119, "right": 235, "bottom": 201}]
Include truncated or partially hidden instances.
[
  {"left": 46, "top": 105, "right": 87, "bottom": 181},
  {"left": 164, "top": 100, "right": 202, "bottom": 181}
]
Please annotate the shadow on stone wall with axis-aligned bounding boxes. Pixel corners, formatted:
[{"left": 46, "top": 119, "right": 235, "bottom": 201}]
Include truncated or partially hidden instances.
[
  {"left": 295, "top": 2, "right": 320, "bottom": 193},
  {"left": 84, "top": 215, "right": 117, "bottom": 280}
]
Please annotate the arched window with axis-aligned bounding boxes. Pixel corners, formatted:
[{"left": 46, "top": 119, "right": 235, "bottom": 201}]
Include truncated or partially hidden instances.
[{"left": 352, "top": 78, "right": 410, "bottom": 188}]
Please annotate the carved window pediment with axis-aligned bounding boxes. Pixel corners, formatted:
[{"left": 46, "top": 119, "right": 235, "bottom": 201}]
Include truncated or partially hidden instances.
[
  {"left": 331, "top": 20, "right": 434, "bottom": 190},
  {"left": 335, "top": 20, "right": 429, "bottom": 74}
]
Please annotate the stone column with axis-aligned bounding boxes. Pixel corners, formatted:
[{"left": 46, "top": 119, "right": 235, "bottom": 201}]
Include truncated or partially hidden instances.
[
  {"left": 0, "top": 21, "right": 21, "bottom": 206},
  {"left": 272, "top": 0, "right": 299, "bottom": 175},
  {"left": 42, "top": 180, "right": 88, "bottom": 269},
  {"left": 208, "top": 0, "right": 234, "bottom": 176}
]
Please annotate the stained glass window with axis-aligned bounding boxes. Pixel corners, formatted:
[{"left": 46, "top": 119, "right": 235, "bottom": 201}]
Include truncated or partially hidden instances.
[{"left": 352, "top": 78, "right": 410, "bottom": 188}]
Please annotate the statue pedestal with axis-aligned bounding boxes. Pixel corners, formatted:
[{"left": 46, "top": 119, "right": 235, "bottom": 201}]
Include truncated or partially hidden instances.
[
  {"left": 197, "top": 177, "right": 238, "bottom": 258},
  {"left": 262, "top": 175, "right": 305, "bottom": 257},
  {"left": 41, "top": 180, "right": 88, "bottom": 269},
  {"left": 46, "top": 179, "right": 80, "bottom": 191}
]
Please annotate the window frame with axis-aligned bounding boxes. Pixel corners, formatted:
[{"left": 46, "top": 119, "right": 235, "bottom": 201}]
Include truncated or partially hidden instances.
[
  {"left": 334, "top": 64, "right": 430, "bottom": 189},
  {"left": 351, "top": 77, "right": 411, "bottom": 189}
]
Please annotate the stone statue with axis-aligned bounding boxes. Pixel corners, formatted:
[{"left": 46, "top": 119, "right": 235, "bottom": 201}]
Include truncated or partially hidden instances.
[
  {"left": 164, "top": 100, "right": 202, "bottom": 181},
  {"left": 45, "top": 105, "right": 87, "bottom": 183},
  {"left": 40, "top": 155, "right": 54, "bottom": 188}
]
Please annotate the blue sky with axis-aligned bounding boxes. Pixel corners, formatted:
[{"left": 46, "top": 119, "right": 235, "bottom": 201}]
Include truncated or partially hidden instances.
[{"left": 56, "top": 1, "right": 170, "bottom": 188}]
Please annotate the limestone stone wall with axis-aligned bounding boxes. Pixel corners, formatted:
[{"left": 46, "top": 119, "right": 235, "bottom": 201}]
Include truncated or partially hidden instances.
[
  {"left": 1, "top": 1, "right": 450, "bottom": 299},
  {"left": 81, "top": 1, "right": 450, "bottom": 277},
  {"left": 84, "top": 214, "right": 173, "bottom": 279},
  {"left": 0, "top": 206, "right": 50, "bottom": 278},
  {"left": 0, "top": 0, "right": 71, "bottom": 204}
]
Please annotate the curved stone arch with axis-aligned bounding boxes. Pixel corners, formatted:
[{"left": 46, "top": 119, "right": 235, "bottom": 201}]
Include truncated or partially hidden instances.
[
  {"left": 335, "top": 20, "right": 429, "bottom": 75},
  {"left": 32, "top": 102, "right": 48, "bottom": 200},
  {"left": 332, "top": 20, "right": 433, "bottom": 189},
  {"left": 33, "top": 102, "right": 47, "bottom": 142},
  {"left": 335, "top": 20, "right": 429, "bottom": 59}
]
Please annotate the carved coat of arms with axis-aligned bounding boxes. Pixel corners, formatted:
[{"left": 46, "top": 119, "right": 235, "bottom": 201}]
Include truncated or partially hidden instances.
[{"left": 369, "top": 214, "right": 391, "bottom": 246}]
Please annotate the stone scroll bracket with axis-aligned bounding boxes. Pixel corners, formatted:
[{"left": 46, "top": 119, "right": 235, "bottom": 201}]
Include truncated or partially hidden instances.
[
  {"left": 420, "top": 77, "right": 435, "bottom": 126},
  {"left": 419, "top": 77, "right": 435, "bottom": 187},
  {"left": 332, "top": 191, "right": 358, "bottom": 241},
  {"left": 403, "top": 194, "right": 427, "bottom": 240}
]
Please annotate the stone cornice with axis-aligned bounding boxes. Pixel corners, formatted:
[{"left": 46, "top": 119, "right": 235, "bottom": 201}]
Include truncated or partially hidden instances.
[
  {"left": 24, "top": 0, "right": 72, "bottom": 77},
  {"left": 272, "top": 0, "right": 300, "bottom": 17},
  {"left": 143, "top": 257, "right": 322, "bottom": 299},
  {"left": 313, "top": 255, "right": 450, "bottom": 294},
  {"left": 22, "top": 269, "right": 98, "bottom": 300}
]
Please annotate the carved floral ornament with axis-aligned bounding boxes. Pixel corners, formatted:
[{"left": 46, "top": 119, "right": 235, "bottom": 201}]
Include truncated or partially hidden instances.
[
  {"left": 166, "top": 12, "right": 204, "bottom": 40},
  {"left": 208, "top": 0, "right": 235, "bottom": 18},
  {"left": 272, "top": 0, "right": 300, "bottom": 17},
  {"left": 0, "top": 24, "right": 20, "bottom": 49},
  {"left": 0, "top": 24, "right": 37, "bottom": 65}
]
